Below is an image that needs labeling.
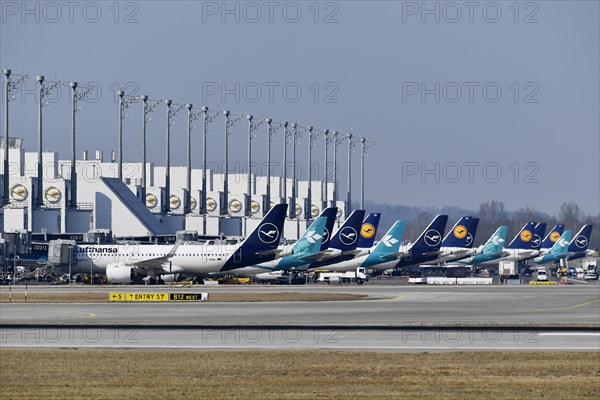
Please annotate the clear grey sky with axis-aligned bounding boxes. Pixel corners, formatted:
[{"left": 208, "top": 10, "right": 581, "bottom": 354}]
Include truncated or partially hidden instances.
[{"left": 1, "top": 1, "right": 599, "bottom": 215}]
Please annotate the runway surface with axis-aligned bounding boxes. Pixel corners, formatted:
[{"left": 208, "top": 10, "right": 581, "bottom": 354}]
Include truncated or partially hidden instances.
[
  {"left": 2, "top": 285, "right": 598, "bottom": 352},
  {"left": 2, "top": 327, "right": 599, "bottom": 351}
]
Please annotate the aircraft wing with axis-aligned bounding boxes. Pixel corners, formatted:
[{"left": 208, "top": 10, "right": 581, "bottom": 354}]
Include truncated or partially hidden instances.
[
  {"left": 127, "top": 242, "right": 181, "bottom": 272},
  {"left": 423, "top": 250, "right": 442, "bottom": 257}
]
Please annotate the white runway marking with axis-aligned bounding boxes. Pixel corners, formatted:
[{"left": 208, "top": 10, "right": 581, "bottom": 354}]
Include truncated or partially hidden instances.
[
  {"left": 539, "top": 333, "right": 600, "bottom": 337},
  {"left": 1, "top": 344, "right": 600, "bottom": 351}
]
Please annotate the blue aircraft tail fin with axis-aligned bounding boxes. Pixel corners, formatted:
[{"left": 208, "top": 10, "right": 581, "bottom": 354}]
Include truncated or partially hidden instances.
[
  {"left": 568, "top": 225, "right": 593, "bottom": 252},
  {"left": 549, "top": 230, "right": 572, "bottom": 256},
  {"left": 357, "top": 213, "right": 381, "bottom": 248},
  {"left": 329, "top": 210, "right": 366, "bottom": 251},
  {"left": 481, "top": 226, "right": 507, "bottom": 255},
  {"left": 541, "top": 224, "right": 565, "bottom": 249},
  {"left": 220, "top": 204, "right": 288, "bottom": 271},
  {"left": 293, "top": 216, "right": 327, "bottom": 256},
  {"left": 411, "top": 215, "right": 449, "bottom": 250},
  {"left": 506, "top": 222, "right": 537, "bottom": 249},
  {"left": 369, "top": 220, "right": 405, "bottom": 258},
  {"left": 317, "top": 207, "right": 338, "bottom": 251},
  {"left": 441, "top": 216, "right": 478, "bottom": 248},
  {"left": 531, "top": 223, "right": 547, "bottom": 249}
]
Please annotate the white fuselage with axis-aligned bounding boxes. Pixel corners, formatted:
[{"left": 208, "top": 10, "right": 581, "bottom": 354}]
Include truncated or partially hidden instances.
[
  {"left": 73, "top": 242, "right": 240, "bottom": 276},
  {"left": 476, "top": 248, "right": 539, "bottom": 266}
]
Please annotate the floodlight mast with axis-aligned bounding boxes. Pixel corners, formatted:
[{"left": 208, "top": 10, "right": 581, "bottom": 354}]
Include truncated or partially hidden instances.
[
  {"left": 68, "top": 82, "right": 92, "bottom": 209},
  {"left": 117, "top": 89, "right": 139, "bottom": 182},
  {"left": 35, "top": 75, "right": 60, "bottom": 208},
  {"left": 200, "top": 106, "right": 218, "bottom": 216},
  {"left": 140, "top": 96, "right": 161, "bottom": 204},
  {"left": 346, "top": 131, "right": 358, "bottom": 218},
  {"left": 163, "top": 101, "right": 185, "bottom": 214},
  {"left": 245, "top": 115, "right": 265, "bottom": 217},
  {"left": 1, "top": 69, "right": 26, "bottom": 206},
  {"left": 69, "top": 82, "right": 78, "bottom": 209},
  {"left": 36, "top": 75, "right": 45, "bottom": 207},
  {"left": 141, "top": 95, "right": 148, "bottom": 203},
  {"left": 184, "top": 105, "right": 203, "bottom": 214},
  {"left": 306, "top": 126, "right": 321, "bottom": 220},
  {"left": 290, "top": 123, "right": 298, "bottom": 219},
  {"left": 222, "top": 111, "right": 243, "bottom": 215},
  {"left": 1, "top": 69, "right": 9, "bottom": 206},
  {"left": 281, "top": 121, "right": 289, "bottom": 205},
  {"left": 360, "top": 138, "right": 374, "bottom": 210},
  {"left": 117, "top": 90, "right": 124, "bottom": 181},
  {"left": 265, "top": 118, "right": 274, "bottom": 211},
  {"left": 165, "top": 100, "right": 172, "bottom": 213},
  {"left": 322, "top": 129, "right": 330, "bottom": 209},
  {"left": 332, "top": 130, "right": 341, "bottom": 206}
]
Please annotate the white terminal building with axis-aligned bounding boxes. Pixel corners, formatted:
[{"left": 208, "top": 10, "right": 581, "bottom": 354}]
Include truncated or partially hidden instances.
[{"left": 0, "top": 138, "right": 346, "bottom": 239}]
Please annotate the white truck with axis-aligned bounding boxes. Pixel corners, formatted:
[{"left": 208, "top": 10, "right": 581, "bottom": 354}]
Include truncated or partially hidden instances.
[
  {"left": 315, "top": 267, "right": 368, "bottom": 284},
  {"left": 583, "top": 259, "right": 598, "bottom": 281}
]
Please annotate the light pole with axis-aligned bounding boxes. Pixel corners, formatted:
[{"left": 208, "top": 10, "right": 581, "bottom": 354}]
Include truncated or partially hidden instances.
[
  {"left": 222, "top": 111, "right": 243, "bottom": 215},
  {"left": 346, "top": 131, "right": 357, "bottom": 217},
  {"left": 281, "top": 121, "right": 289, "bottom": 204},
  {"left": 164, "top": 101, "right": 185, "bottom": 214},
  {"left": 186, "top": 104, "right": 194, "bottom": 214},
  {"left": 69, "top": 82, "right": 93, "bottom": 209},
  {"left": 1, "top": 69, "right": 10, "bottom": 207},
  {"left": 165, "top": 100, "right": 172, "bottom": 214},
  {"left": 246, "top": 115, "right": 254, "bottom": 217},
  {"left": 332, "top": 130, "right": 340, "bottom": 205},
  {"left": 184, "top": 105, "right": 203, "bottom": 215},
  {"left": 306, "top": 126, "right": 321, "bottom": 220},
  {"left": 291, "top": 123, "right": 298, "bottom": 219},
  {"left": 200, "top": 107, "right": 219, "bottom": 216},
  {"left": 117, "top": 90, "right": 139, "bottom": 182},
  {"left": 68, "top": 244, "right": 73, "bottom": 285},
  {"left": 1, "top": 69, "right": 27, "bottom": 207},
  {"left": 35, "top": 76, "right": 60, "bottom": 208},
  {"left": 13, "top": 255, "right": 19, "bottom": 286},
  {"left": 360, "top": 138, "right": 374, "bottom": 210},
  {"left": 117, "top": 90, "right": 124, "bottom": 181},
  {"left": 322, "top": 129, "right": 330, "bottom": 209},
  {"left": 265, "top": 118, "right": 274, "bottom": 210},
  {"left": 245, "top": 115, "right": 265, "bottom": 217},
  {"left": 139, "top": 96, "right": 161, "bottom": 204}
]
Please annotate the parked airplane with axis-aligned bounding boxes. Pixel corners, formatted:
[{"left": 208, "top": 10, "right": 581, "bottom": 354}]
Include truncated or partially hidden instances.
[
  {"left": 427, "top": 216, "right": 479, "bottom": 264},
  {"left": 533, "top": 230, "right": 572, "bottom": 265},
  {"left": 300, "top": 209, "right": 367, "bottom": 269},
  {"left": 457, "top": 225, "right": 508, "bottom": 266},
  {"left": 530, "top": 222, "right": 547, "bottom": 251},
  {"left": 331, "top": 212, "right": 383, "bottom": 261},
  {"left": 566, "top": 224, "right": 595, "bottom": 261},
  {"left": 73, "top": 204, "right": 288, "bottom": 283},
  {"left": 370, "top": 214, "right": 449, "bottom": 271},
  {"left": 313, "top": 220, "right": 406, "bottom": 272},
  {"left": 539, "top": 224, "right": 565, "bottom": 253},
  {"left": 221, "top": 208, "right": 337, "bottom": 276},
  {"left": 473, "top": 222, "right": 539, "bottom": 266},
  {"left": 356, "top": 213, "right": 382, "bottom": 249}
]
